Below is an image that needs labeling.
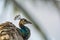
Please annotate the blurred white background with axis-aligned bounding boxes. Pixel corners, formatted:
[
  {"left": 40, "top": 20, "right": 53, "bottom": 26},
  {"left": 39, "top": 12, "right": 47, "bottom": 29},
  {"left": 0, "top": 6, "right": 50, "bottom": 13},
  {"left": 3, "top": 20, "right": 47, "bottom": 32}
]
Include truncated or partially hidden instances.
[{"left": 0, "top": 0, "right": 60, "bottom": 40}]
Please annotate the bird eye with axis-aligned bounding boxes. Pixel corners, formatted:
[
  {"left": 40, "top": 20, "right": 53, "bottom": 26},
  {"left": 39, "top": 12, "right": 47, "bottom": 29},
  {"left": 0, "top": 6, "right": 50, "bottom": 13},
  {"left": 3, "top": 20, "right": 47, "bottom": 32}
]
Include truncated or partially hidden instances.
[{"left": 24, "top": 19, "right": 27, "bottom": 22}]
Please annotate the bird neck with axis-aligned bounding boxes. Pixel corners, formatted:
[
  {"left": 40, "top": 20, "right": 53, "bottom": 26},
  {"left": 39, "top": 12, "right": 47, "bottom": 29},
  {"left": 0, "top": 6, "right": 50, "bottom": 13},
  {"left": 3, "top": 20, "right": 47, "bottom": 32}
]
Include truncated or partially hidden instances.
[
  {"left": 19, "top": 20, "right": 24, "bottom": 28},
  {"left": 19, "top": 23, "right": 25, "bottom": 28}
]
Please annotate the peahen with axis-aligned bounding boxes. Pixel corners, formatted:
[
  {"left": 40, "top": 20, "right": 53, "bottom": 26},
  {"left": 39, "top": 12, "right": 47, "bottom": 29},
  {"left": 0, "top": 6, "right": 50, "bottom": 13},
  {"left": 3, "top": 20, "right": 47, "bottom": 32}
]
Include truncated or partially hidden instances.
[{"left": 14, "top": 15, "right": 32, "bottom": 40}]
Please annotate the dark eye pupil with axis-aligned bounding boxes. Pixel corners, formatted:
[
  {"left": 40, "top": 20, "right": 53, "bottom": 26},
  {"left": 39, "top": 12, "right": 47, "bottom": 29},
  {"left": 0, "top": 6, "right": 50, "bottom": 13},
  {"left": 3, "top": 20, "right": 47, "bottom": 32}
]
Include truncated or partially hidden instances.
[{"left": 24, "top": 20, "right": 26, "bottom": 21}]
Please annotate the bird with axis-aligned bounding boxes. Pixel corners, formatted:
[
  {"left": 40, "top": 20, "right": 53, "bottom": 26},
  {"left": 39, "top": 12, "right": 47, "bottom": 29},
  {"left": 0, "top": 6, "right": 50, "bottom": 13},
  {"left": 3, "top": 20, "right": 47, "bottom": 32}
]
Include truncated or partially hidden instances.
[
  {"left": 0, "top": 21, "right": 23, "bottom": 40},
  {"left": 14, "top": 15, "right": 32, "bottom": 40}
]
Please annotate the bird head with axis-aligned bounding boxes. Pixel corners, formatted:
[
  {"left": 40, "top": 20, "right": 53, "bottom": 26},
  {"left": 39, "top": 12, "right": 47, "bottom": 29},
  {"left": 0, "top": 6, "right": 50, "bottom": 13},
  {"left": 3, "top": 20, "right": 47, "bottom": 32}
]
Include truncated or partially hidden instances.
[
  {"left": 19, "top": 18, "right": 32, "bottom": 25},
  {"left": 14, "top": 15, "right": 32, "bottom": 25}
]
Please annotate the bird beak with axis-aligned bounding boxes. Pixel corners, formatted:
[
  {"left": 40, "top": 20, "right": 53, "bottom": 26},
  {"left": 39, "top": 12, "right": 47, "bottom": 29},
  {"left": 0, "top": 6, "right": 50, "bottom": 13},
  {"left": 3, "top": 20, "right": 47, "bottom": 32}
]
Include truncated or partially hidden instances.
[{"left": 26, "top": 21, "right": 32, "bottom": 24}]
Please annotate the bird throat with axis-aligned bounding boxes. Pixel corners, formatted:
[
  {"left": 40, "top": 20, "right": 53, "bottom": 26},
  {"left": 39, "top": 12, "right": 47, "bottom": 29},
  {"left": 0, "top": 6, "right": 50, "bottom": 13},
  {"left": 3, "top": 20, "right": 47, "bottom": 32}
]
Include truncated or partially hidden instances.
[{"left": 19, "top": 22, "right": 25, "bottom": 28}]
